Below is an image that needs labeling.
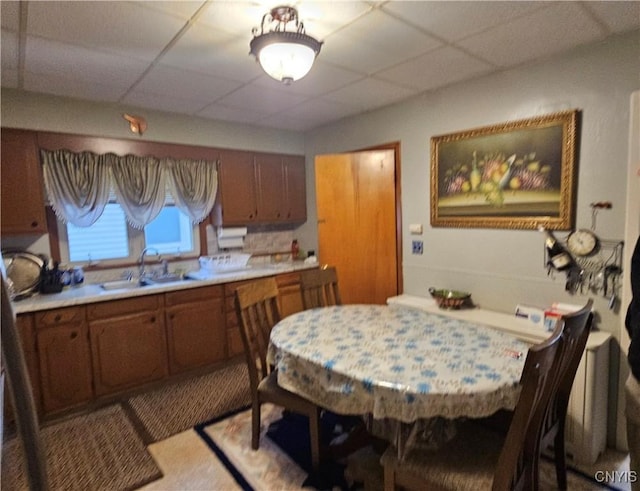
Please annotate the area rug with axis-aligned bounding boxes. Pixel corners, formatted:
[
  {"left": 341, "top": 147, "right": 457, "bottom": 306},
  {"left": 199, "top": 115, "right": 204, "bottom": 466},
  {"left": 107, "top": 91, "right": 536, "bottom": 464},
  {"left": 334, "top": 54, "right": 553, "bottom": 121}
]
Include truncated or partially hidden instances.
[
  {"left": 1, "top": 404, "right": 162, "bottom": 491},
  {"left": 198, "top": 405, "right": 628, "bottom": 491},
  {"left": 126, "top": 361, "right": 251, "bottom": 443}
]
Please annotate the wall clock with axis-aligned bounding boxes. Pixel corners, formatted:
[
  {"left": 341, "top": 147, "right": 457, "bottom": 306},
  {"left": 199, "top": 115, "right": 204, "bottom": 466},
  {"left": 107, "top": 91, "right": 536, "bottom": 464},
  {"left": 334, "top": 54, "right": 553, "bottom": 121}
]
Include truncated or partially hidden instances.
[{"left": 567, "top": 229, "right": 600, "bottom": 257}]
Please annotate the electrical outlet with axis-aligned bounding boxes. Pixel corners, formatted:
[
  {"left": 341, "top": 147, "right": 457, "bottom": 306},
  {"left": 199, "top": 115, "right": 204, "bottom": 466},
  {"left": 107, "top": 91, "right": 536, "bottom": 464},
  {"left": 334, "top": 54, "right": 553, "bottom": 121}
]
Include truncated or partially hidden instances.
[{"left": 412, "top": 240, "right": 423, "bottom": 255}]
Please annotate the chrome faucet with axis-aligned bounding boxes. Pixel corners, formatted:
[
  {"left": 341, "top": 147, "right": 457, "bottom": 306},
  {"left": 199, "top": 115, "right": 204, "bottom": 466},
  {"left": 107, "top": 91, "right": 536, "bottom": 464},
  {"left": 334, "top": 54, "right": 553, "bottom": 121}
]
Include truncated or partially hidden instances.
[{"left": 138, "top": 247, "right": 160, "bottom": 284}]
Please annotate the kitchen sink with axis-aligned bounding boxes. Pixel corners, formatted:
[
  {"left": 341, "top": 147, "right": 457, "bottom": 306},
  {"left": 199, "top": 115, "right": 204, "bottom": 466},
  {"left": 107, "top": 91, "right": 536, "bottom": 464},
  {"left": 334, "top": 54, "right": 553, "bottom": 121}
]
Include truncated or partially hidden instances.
[
  {"left": 145, "top": 273, "right": 185, "bottom": 284},
  {"left": 100, "top": 279, "right": 147, "bottom": 290}
]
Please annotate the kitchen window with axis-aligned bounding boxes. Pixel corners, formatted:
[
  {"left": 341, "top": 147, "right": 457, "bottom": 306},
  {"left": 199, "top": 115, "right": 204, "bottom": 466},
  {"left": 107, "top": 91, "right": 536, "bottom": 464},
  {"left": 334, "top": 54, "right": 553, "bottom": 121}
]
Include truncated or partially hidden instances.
[
  {"left": 41, "top": 149, "right": 217, "bottom": 266},
  {"left": 58, "top": 201, "right": 199, "bottom": 266}
]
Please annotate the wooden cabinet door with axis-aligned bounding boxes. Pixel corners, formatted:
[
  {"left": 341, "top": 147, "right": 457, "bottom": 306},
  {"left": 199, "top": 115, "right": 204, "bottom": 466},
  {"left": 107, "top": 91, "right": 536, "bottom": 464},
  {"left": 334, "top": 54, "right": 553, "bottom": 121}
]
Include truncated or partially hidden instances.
[
  {"left": 216, "top": 149, "right": 258, "bottom": 225},
  {"left": 36, "top": 322, "right": 93, "bottom": 413},
  {"left": 255, "top": 152, "right": 285, "bottom": 221},
  {"left": 4, "top": 314, "right": 43, "bottom": 421},
  {"left": 276, "top": 272, "right": 304, "bottom": 317},
  {"left": 165, "top": 286, "right": 226, "bottom": 374},
  {"left": 1, "top": 128, "right": 47, "bottom": 235},
  {"left": 89, "top": 310, "right": 168, "bottom": 396},
  {"left": 283, "top": 155, "right": 306, "bottom": 222}
]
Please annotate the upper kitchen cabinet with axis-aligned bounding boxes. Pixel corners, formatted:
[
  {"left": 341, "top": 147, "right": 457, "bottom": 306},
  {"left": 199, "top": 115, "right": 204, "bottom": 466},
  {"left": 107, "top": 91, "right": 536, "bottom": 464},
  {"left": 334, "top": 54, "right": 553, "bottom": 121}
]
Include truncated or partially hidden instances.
[
  {"left": 214, "top": 151, "right": 306, "bottom": 226},
  {"left": 282, "top": 155, "right": 306, "bottom": 222},
  {"left": 1, "top": 129, "right": 48, "bottom": 235},
  {"left": 215, "top": 150, "right": 259, "bottom": 225}
]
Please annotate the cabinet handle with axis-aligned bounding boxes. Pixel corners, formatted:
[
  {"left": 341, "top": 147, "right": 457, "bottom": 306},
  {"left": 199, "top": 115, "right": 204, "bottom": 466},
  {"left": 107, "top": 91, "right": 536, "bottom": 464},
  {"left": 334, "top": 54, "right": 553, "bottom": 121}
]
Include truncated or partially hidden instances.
[
  {"left": 150, "top": 316, "right": 156, "bottom": 323},
  {"left": 70, "top": 331, "right": 77, "bottom": 339},
  {"left": 31, "top": 221, "right": 39, "bottom": 228},
  {"left": 54, "top": 314, "right": 62, "bottom": 322}
]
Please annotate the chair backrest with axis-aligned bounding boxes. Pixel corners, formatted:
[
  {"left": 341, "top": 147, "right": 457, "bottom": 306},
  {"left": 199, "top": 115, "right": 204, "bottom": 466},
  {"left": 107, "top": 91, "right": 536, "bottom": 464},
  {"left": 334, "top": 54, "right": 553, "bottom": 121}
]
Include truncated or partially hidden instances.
[
  {"left": 300, "top": 267, "right": 342, "bottom": 309},
  {"left": 492, "top": 325, "right": 563, "bottom": 491},
  {"left": 234, "top": 278, "right": 282, "bottom": 391},
  {"left": 541, "top": 299, "right": 594, "bottom": 441}
]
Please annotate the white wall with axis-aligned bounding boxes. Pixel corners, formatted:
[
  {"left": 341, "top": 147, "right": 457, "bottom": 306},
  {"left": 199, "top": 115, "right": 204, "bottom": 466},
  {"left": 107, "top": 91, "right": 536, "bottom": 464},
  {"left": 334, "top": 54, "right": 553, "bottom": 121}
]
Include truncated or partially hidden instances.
[
  {"left": 0, "top": 89, "right": 305, "bottom": 154},
  {"left": 301, "top": 30, "right": 639, "bottom": 448}
]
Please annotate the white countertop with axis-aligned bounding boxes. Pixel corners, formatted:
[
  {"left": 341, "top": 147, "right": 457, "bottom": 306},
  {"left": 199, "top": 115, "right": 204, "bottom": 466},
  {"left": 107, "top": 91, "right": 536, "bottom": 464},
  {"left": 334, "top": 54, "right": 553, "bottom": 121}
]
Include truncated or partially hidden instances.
[
  {"left": 13, "top": 261, "right": 317, "bottom": 314},
  {"left": 387, "top": 294, "right": 611, "bottom": 349}
]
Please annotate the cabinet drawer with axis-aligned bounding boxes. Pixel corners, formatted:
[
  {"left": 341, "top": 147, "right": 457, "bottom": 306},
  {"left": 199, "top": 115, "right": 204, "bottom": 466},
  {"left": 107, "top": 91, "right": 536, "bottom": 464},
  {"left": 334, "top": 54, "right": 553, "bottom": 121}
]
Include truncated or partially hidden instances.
[
  {"left": 87, "top": 295, "right": 162, "bottom": 320},
  {"left": 165, "top": 285, "right": 223, "bottom": 307},
  {"left": 275, "top": 272, "right": 301, "bottom": 287},
  {"left": 36, "top": 306, "right": 85, "bottom": 327}
]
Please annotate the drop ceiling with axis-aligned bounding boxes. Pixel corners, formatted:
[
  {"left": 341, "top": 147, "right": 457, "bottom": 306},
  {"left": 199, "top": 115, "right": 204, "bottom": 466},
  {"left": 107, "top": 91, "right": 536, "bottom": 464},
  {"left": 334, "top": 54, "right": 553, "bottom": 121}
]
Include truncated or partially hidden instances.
[{"left": 1, "top": 1, "right": 638, "bottom": 132}]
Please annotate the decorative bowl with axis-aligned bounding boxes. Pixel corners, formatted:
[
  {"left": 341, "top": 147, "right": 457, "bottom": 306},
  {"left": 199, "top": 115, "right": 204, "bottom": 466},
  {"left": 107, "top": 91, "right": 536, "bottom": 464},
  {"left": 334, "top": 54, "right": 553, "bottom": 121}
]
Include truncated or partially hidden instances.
[{"left": 429, "top": 287, "right": 472, "bottom": 310}]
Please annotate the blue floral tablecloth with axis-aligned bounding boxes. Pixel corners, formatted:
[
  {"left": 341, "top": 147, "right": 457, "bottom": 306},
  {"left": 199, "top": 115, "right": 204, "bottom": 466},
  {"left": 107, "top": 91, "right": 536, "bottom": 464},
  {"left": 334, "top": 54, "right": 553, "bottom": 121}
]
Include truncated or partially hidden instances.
[{"left": 268, "top": 304, "right": 529, "bottom": 423}]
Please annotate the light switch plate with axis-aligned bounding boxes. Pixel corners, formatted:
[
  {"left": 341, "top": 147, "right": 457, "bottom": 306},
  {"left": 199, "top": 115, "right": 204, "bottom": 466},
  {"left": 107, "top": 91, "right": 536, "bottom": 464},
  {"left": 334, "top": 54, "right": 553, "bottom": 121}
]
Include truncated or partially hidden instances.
[{"left": 409, "top": 224, "right": 423, "bottom": 235}]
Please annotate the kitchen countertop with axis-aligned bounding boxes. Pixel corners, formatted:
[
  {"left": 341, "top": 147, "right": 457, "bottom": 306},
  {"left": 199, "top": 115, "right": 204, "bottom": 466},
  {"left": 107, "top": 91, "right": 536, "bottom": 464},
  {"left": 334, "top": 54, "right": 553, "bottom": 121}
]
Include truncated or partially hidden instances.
[{"left": 12, "top": 261, "right": 318, "bottom": 314}]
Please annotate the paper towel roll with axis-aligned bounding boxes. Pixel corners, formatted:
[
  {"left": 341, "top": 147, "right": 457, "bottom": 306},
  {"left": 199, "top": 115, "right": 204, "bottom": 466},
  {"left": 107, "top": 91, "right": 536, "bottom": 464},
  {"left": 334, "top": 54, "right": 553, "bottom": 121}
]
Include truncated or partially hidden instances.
[
  {"left": 218, "top": 236, "right": 244, "bottom": 248},
  {"left": 217, "top": 227, "right": 247, "bottom": 238}
]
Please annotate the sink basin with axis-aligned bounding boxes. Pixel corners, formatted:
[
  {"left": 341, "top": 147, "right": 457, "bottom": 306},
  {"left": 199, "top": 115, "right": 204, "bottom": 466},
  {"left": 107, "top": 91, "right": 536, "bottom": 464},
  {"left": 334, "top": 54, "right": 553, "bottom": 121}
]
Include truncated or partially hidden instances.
[
  {"left": 100, "top": 279, "right": 145, "bottom": 290},
  {"left": 145, "top": 274, "right": 185, "bottom": 284}
]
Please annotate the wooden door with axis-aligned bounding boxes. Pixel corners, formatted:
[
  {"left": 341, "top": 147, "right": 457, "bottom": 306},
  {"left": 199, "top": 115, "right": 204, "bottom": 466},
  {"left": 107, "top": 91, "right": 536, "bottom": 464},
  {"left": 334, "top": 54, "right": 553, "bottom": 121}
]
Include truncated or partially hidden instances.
[{"left": 315, "top": 149, "right": 399, "bottom": 304}]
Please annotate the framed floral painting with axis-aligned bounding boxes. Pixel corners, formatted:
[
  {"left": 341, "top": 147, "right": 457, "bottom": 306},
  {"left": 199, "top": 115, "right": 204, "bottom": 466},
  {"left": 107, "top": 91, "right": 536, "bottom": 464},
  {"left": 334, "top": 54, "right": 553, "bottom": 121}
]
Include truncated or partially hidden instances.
[{"left": 430, "top": 110, "right": 580, "bottom": 230}]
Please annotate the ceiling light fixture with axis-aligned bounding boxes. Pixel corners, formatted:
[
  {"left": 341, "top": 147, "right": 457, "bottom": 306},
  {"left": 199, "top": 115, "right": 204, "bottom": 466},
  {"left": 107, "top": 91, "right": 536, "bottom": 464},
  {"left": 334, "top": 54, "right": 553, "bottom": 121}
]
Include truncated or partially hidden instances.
[{"left": 250, "top": 6, "right": 322, "bottom": 85}]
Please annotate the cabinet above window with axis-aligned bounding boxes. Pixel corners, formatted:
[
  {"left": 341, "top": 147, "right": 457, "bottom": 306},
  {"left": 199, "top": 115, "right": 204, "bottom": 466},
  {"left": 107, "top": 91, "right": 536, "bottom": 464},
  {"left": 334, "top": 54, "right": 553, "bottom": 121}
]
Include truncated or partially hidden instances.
[{"left": 213, "top": 150, "right": 306, "bottom": 226}]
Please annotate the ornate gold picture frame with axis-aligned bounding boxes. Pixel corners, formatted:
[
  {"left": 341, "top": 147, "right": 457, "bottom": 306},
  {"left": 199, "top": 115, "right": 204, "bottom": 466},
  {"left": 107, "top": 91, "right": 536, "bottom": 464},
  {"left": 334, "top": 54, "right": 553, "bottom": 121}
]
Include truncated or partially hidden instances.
[{"left": 430, "top": 110, "right": 579, "bottom": 230}]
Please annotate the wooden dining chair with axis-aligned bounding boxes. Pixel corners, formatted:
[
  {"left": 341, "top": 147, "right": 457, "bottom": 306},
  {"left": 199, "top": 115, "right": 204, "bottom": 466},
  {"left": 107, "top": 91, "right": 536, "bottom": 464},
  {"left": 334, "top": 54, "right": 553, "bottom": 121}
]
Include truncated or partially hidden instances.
[
  {"left": 537, "top": 299, "right": 594, "bottom": 490},
  {"left": 299, "top": 266, "right": 342, "bottom": 309},
  {"left": 234, "top": 277, "right": 322, "bottom": 470},
  {"left": 380, "top": 324, "right": 564, "bottom": 491}
]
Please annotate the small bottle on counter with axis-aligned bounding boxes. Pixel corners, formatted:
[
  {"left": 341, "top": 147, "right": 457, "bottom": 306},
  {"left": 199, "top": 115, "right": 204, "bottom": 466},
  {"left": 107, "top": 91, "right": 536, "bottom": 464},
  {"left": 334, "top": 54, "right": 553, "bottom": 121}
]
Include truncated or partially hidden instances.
[{"left": 291, "top": 239, "right": 300, "bottom": 260}]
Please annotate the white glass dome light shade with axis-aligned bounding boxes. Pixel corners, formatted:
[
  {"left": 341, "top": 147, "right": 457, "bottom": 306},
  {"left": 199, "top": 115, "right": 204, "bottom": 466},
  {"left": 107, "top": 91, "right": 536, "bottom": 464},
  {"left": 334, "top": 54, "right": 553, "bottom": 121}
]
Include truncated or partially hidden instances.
[{"left": 250, "top": 31, "right": 322, "bottom": 84}]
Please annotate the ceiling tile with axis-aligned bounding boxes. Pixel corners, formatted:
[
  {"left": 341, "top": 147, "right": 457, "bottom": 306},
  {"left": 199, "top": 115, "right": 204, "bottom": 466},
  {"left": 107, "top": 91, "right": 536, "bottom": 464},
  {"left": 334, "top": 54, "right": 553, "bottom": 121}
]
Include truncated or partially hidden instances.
[
  {"left": 1, "top": 0, "right": 637, "bottom": 131},
  {"left": 25, "top": 36, "right": 148, "bottom": 89},
  {"left": 132, "top": 64, "right": 240, "bottom": 101},
  {"left": 583, "top": 1, "right": 640, "bottom": 33},
  {"left": 1, "top": 29, "right": 18, "bottom": 70},
  {"left": 320, "top": 9, "right": 443, "bottom": 75},
  {"left": 196, "top": 102, "right": 266, "bottom": 125},
  {"left": 23, "top": 70, "right": 125, "bottom": 102},
  {"left": 158, "top": 25, "right": 260, "bottom": 83},
  {"left": 26, "top": 1, "right": 188, "bottom": 62},
  {"left": 122, "top": 89, "right": 212, "bottom": 115},
  {"left": 382, "top": 1, "right": 549, "bottom": 42},
  {"left": 376, "top": 45, "right": 494, "bottom": 92},
  {"left": 214, "top": 83, "right": 308, "bottom": 114},
  {"left": 252, "top": 61, "right": 365, "bottom": 97},
  {"left": 457, "top": 2, "right": 609, "bottom": 67},
  {"left": 323, "top": 77, "right": 418, "bottom": 111},
  {"left": 1, "top": 68, "right": 18, "bottom": 88},
  {"left": 0, "top": 1, "right": 20, "bottom": 31}
]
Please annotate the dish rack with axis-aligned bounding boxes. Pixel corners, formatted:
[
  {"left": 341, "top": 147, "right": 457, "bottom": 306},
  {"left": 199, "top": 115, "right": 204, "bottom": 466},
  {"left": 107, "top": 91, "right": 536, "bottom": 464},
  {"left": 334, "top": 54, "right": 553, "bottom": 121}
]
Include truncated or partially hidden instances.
[{"left": 198, "top": 253, "right": 252, "bottom": 274}]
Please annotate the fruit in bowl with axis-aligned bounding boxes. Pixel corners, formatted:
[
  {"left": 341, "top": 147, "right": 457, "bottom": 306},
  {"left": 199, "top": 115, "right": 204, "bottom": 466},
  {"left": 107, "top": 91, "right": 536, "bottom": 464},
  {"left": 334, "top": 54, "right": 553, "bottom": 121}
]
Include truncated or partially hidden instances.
[{"left": 428, "top": 288, "right": 472, "bottom": 310}]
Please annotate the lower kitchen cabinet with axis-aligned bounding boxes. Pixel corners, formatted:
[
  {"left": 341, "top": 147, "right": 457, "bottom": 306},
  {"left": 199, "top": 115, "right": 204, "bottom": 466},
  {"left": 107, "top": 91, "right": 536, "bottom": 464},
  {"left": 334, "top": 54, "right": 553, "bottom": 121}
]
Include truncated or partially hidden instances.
[
  {"left": 276, "top": 272, "right": 304, "bottom": 317},
  {"left": 165, "top": 285, "right": 226, "bottom": 374},
  {"left": 34, "top": 307, "right": 93, "bottom": 413},
  {"left": 4, "top": 314, "right": 43, "bottom": 421},
  {"left": 88, "top": 295, "right": 168, "bottom": 396}
]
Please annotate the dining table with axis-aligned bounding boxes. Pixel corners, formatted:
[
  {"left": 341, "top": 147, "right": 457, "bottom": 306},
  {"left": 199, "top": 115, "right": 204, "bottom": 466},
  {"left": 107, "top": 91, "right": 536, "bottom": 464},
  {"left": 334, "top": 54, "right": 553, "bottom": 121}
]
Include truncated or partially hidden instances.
[{"left": 267, "top": 304, "right": 530, "bottom": 456}]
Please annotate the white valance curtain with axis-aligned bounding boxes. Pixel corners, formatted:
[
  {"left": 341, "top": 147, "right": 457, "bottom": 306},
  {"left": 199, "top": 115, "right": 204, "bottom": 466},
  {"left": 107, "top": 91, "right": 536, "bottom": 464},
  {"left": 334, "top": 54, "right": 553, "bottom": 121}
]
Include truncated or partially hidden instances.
[{"left": 41, "top": 149, "right": 218, "bottom": 228}]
